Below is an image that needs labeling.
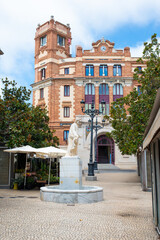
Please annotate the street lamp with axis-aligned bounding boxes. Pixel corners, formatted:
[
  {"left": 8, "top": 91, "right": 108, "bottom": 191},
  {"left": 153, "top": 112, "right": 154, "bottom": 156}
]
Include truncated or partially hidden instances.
[
  {"left": 93, "top": 117, "right": 105, "bottom": 170},
  {"left": 80, "top": 98, "right": 105, "bottom": 177}
]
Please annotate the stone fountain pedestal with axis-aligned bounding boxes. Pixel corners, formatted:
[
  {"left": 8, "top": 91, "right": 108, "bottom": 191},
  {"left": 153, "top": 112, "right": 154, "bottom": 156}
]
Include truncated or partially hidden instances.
[{"left": 40, "top": 156, "right": 103, "bottom": 204}]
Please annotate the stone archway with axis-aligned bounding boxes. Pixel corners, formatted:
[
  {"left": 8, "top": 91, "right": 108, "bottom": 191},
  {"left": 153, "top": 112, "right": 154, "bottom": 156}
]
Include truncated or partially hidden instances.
[{"left": 97, "top": 135, "right": 115, "bottom": 164}]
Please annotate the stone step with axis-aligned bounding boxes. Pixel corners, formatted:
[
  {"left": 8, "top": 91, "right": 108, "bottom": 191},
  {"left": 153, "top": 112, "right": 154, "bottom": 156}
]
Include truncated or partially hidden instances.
[{"left": 97, "top": 164, "right": 120, "bottom": 170}]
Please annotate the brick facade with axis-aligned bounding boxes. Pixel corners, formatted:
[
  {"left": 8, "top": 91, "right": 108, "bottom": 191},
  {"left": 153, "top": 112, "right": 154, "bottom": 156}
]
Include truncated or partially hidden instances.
[{"left": 31, "top": 17, "right": 144, "bottom": 147}]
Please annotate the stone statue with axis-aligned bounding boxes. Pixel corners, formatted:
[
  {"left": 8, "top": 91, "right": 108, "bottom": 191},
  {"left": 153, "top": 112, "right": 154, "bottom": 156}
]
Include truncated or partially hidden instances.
[{"left": 66, "top": 119, "right": 80, "bottom": 156}]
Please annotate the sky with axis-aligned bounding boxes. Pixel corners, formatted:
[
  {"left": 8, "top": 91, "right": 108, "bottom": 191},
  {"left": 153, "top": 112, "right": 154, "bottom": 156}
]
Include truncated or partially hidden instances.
[{"left": 0, "top": 0, "right": 160, "bottom": 102}]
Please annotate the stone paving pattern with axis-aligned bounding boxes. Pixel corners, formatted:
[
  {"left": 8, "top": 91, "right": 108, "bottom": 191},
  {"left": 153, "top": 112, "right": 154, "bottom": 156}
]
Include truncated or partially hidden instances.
[{"left": 0, "top": 171, "right": 159, "bottom": 240}]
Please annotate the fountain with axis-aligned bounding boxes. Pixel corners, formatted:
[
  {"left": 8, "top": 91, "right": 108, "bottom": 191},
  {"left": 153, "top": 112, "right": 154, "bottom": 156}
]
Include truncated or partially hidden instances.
[{"left": 40, "top": 120, "right": 103, "bottom": 204}]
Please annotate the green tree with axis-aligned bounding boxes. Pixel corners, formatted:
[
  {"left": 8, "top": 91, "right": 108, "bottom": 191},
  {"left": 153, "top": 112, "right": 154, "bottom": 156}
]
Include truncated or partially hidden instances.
[
  {"left": 0, "top": 78, "right": 59, "bottom": 148},
  {"left": 27, "top": 106, "right": 59, "bottom": 148},
  {"left": 107, "top": 34, "right": 160, "bottom": 155}
]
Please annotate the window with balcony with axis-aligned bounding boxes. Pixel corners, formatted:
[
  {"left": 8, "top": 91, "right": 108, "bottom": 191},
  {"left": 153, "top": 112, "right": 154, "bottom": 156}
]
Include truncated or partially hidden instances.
[
  {"left": 40, "top": 88, "right": 44, "bottom": 99},
  {"left": 99, "top": 65, "right": 108, "bottom": 76},
  {"left": 99, "top": 84, "right": 109, "bottom": 115},
  {"left": 57, "top": 35, "right": 65, "bottom": 47},
  {"left": 41, "top": 68, "right": 46, "bottom": 80},
  {"left": 113, "top": 65, "right": 122, "bottom": 76},
  {"left": 64, "top": 85, "right": 70, "bottom": 96},
  {"left": 85, "top": 83, "right": 95, "bottom": 110},
  {"left": 85, "top": 65, "right": 94, "bottom": 76},
  {"left": 40, "top": 36, "right": 47, "bottom": 46},
  {"left": 113, "top": 83, "right": 123, "bottom": 101},
  {"left": 64, "top": 68, "right": 69, "bottom": 74},
  {"left": 64, "top": 107, "right": 70, "bottom": 117},
  {"left": 64, "top": 130, "right": 69, "bottom": 141}
]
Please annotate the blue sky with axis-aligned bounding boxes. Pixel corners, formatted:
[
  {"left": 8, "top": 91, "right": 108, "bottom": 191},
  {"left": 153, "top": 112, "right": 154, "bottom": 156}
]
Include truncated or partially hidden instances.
[{"left": 0, "top": 0, "right": 160, "bottom": 103}]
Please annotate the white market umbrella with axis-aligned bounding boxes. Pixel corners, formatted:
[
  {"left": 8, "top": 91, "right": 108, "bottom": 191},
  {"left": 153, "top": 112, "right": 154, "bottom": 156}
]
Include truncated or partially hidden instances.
[
  {"left": 35, "top": 146, "right": 66, "bottom": 158},
  {"left": 4, "top": 145, "right": 37, "bottom": 188},
  {"left": 35, "top": 146, "right": 67, "bottom": 185},
  {"left": 4, "top": 145, "right": 37, "bottom": 153}
]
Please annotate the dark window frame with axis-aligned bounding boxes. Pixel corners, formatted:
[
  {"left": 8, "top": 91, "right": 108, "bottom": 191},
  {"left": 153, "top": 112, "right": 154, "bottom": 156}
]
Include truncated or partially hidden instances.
[
  {"left": 99, "top": 65, "right": 108, "bottom": 76},
  {"left": 64, "top": 107, "right": 70, "bottom": 118},
  {"left": 64, "top": 85, "right": 70, "bottom": 96},
  {"left": 40, "top": 35, "right": 47, "bottom": 46},
  {"left": 113, "top": 83, "right": 123, "bottom": 101},
  {"left": 40, "top": 88, "right": 44, "bottom": 99},
  {"left": 41, "top": 68, "right": 46, "bottom": 80},
  {"left": 113, "top": 65, "right": 122, "bottom": 76},
  {"left": 64, "top": 130, "right": 69, "bottom": 141},
  {"left": 57, "top": 35, "right": 65, "bottom": 47},
  {"left": 85, "top": 65, "right": 94, "bottom": 76},
  {"left": 64, "top": 68, "right": 69, "bottom": 75}
]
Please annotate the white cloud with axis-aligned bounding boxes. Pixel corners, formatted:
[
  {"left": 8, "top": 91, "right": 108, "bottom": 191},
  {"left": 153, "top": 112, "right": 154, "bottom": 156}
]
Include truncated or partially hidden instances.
[
  {"left": 130, "top": 43, "right": 144, "bottom": 57},
  {"left": 0, "top": 0, "right": 160, "bottom": 98}
]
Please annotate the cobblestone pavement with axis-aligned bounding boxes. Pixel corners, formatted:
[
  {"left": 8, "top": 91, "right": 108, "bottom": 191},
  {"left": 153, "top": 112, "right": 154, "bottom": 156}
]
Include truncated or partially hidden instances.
[{"left": 0, "top": 171, "right": 159, "bottom": 240}]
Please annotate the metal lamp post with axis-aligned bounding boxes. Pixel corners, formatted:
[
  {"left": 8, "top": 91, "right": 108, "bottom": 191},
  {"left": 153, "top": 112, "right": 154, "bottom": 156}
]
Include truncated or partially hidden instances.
[
  {"left": 80, "top": 99, "right": 105, "bottom": 177},
  {"left": 94, "top": 117, "right": 105, "bottom": 170}
]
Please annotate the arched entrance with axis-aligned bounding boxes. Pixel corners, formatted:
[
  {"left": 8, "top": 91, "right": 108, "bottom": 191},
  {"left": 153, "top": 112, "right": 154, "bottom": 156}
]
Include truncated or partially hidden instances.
[{"left": 97, "top": 135, "right": 115, "bottom": 164}]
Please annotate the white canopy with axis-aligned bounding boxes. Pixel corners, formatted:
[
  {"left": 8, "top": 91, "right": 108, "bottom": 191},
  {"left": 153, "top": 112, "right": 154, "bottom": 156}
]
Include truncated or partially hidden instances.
[
  {"left": 35, "top": 146, "right": 66, "bottom": 158},
  {"left": 4, "top": 145, "right": 66, "bottom": 187},
  {"left": 4, "top": 145, "right": 37, "bottom": 188},
  {"left": 4, "top": 145, "right": 37, "bottom": 153},
  {"left": 35, "top": 146, "right": 66, "bottom": 185}
]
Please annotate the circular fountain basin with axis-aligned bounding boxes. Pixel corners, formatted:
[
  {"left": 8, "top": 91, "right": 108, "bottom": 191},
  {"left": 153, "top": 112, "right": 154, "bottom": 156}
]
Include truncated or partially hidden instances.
[{"left": 40, "top": 185, "right": 103, "bottom": 204}]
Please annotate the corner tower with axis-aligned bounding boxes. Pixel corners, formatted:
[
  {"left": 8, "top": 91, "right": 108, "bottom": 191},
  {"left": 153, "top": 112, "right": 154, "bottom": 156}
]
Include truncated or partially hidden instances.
[{"left": 34, "top": 16, "right": 72, "bottom": 83}]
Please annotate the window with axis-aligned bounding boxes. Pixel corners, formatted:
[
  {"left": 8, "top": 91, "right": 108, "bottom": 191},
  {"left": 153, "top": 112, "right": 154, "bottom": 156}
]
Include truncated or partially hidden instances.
[
  {"left": 99, "top": 103, "right": 109, "bottom": 115},
  {"left": 99, "top": 65, "right": 108, "bottom": 76},
  {"left": 85, "top": 65, "right": 94, "bottom": 76},
  {"left": 57, "top": 35, "right": 65, "bottom": 47},
  {"left": 64, "top": 130, "right": 69, "bottom": 141},
  {"left": 64, "top": 107, "right": 70, "bottom": 117},
  {"left": 113, "top": 65, "right": 122, "bottom": 76},
  {"left": 40, "top": 36, "right": 47, "bottom": 46},
  {"left": 99, "top": 84, "right": 109, "bottom": 115},
  {"left": 137, "top": 66, "right": 142, "bottom": 74},
  {"left": 137, "top": 85, "right": 141, "bottom": 95},
  {"left": 99, "top": 84, "right": 109, "bottom": 95},
  {"left": 64, "top": 85, "right": 70, "bottom": 96},
  {"left": 85, "top": 84, "right": 95, "bottom": 95},
  {"left": 40, "top": 88, "right": 44, "bottom": 99},
  {"left": 41, "top": 68, "right": 45, "bottom": 80},
  {"left": 85, "top": 84, "right": 95, "bottom": 110},
  {"left": 64, "top": 68, "right": 69, "bottom": 74},
  {"left": 113, "top": 84, "right": 123, "bottom": 101}
]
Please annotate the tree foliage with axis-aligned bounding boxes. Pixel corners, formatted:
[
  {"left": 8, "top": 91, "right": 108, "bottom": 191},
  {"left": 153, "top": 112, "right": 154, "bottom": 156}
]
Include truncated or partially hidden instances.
[
  {"left": 0, "top": 78, "right": 59, "bottom": 148},
  {"left": 107, "top": 34, "right": 160, "bottom": 155}
]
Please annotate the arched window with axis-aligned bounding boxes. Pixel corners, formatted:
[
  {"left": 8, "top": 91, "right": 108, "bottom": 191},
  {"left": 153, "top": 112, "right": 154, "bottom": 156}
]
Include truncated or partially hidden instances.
[
  {"left": 113, "top": 83, "right": 123, "bottom": 101},
  {"left": 85, "top": 65, "right": 94, "bottom": 76},
  {"left": 85, "top": 83, "right": 95, "bottom": 110},
  {"left": 99, "top": 65, "right": 108, "bottom": 76},
  {"left": 113, "top": 65, "right": 122, "bottom": 76},
  {"left": 99, "top": 84, "right": 109, "bottom": 115}
]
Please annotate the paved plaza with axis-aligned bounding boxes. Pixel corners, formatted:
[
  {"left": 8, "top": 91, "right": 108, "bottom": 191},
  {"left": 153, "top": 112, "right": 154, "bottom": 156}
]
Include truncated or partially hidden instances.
[{"left": 0, "top": 170, "right": 159, "bottom": 240}]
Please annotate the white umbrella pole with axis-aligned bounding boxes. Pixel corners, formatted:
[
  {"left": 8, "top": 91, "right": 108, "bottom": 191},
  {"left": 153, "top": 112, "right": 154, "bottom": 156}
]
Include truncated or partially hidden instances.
[
  {"left": 24, "top": 154, "right": 28, "bottom": 188},
  {"left": 48, "top": 158, "right": 51, "bottom": 185}
]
